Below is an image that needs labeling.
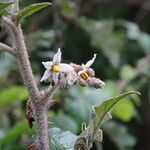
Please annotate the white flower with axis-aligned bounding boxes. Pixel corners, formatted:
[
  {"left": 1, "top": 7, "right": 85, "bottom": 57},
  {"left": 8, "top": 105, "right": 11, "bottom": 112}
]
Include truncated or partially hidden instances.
[
  {"left": 78, "top": 54, "right": 97, "bottom": 80},
  {"left": 40, "top": 48, "right": 74, "bottom": 84}
]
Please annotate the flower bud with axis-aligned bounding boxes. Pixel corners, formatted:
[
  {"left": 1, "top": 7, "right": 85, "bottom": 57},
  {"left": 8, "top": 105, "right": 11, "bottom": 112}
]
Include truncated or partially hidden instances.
[
  {"left": 70, "top": 63, "right": 83, "bottom": 73},
  {"left": 87, "top": 77, "right": 105, "bottom": 88},
  {"left": 79, "top": 78, "right": 87, "bottom": 87},
  {"left": 59, "top": 71, "right": 77, "bottom": 89},
  {"left": 86, "top": 68, "right": 95, "bottom": 77}
]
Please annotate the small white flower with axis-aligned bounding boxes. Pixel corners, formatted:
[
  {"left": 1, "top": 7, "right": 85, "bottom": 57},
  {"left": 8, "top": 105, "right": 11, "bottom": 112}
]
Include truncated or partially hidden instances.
[
  {"left": 78, "top": 54, "right": 97, "bottom": 80},
  {"left": 40, "top": 48, "right": 74, "bottom": 84}
]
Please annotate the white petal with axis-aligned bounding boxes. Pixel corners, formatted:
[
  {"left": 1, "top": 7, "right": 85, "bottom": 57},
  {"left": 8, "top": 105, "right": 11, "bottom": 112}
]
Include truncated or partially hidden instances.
[
  {"left": 52, "top": 73, "right": 59, "bottom": 84},
  {"left": 53, "top": 48, "right": 62, "bottom": 63},
  {"left": 42, "top": 61, "right": 53, "bottom": 69},
  {"left": 59, "top": 63, "right": 74, "bottom": 72},
  {"left": 84, "top": 54, "right": 97, "bottom": 68},
  {"left": 81, "top": 63, "right": 86, "bottom": 70},
  {"left": 40, "top": 70, "right": 51, "bottom": 82}
]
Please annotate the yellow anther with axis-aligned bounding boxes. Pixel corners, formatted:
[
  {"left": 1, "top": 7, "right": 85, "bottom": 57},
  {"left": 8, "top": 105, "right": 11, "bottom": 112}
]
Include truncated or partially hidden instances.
[
  {"left": 51, "top": 64, "right": 60, "bottom": 72},
  {"left": 80, "top": 72, "right": 89, "bottom": 80}
]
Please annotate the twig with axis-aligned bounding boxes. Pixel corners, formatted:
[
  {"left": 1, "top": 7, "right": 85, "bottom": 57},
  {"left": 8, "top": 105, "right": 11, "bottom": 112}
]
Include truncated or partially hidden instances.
[
  {"left": 43, "top": 84, "right": 58, "bottom": 102},
  {"left": 0, "top": 42, "right": 15, "bottom": 56},
  {"left": 1, "top": 16, "right": 39, "bottom": 100}
]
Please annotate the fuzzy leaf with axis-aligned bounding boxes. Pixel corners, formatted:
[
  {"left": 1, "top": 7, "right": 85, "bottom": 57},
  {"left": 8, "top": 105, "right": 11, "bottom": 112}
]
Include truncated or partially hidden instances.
[
  {"left": 101, "top": 112, "right": 112, "bottom": 123},
  {"left": 74, "top": 128, "right": 92, "bottom": 150},
  {"left": 93, "top": 128, "right": 103, "bottom": 142},
  {"left": 89, "top": 91, "right": 140, "bottom": 137},
  {"left": 16, "top": 2, "right": 51, "bottom": 21},
  {"left": 49, "top": 126, "right": 77, "bottom": 150}
]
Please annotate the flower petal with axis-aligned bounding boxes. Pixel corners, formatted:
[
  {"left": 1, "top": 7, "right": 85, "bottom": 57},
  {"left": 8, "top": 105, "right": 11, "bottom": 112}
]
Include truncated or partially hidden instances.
[
  {"left": 59, "top": 63, "right": 74, "bottom": 72},
  {"left": 42, "top": 61, "right": 53, "bottom": 69},
  {"left": 84, "top": 54, "right": 97, "bottom": 68},
  {"left": 53, "top": 48, "right": 62, "bottom": 63},
  {"left": 40, "top": 70, "right": 50, "bottom": 82},
  {"left": 52, "top": 73, "right": 59, "bottom": 84}
]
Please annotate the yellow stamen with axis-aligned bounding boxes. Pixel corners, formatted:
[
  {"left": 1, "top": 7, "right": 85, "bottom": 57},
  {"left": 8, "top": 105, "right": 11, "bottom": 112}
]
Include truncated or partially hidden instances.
[
  {"left": 51, "top": 64, "right": 60, "bottom": 72},
  {"left": 80, "top": 72, "right": 89, "bottom": 80}
]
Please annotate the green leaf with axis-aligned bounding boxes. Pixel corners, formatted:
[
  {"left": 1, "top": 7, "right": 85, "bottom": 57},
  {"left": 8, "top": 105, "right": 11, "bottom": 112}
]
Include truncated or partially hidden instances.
[
  {"left": 125, "top": 21, "right": 150, "bottom": 54},
  {"left": 16, "top": 2, "right": 51, "bottom": 21},
  {"left": 49, "top": 126, "right": 77, "bottom": 150},
  {"left": 64, "top": 85, "right": 114, "bottom": 126},
  {"left": 139, "top": 33, "right": 150, "bottom": 54},
  {"left": 60, "top": 0, "right": 74, "bottom": 17},
  {"left": 0, "top": 1, "right": 18, "bottom": 15},
  {"left": 0, "top": 86, "right": 28, "bottom": 108},
  {"left": 78, "top": 18, "right": 125, "bottom": 68},
  {"left": 126, "top": 22, "right": 140, "bottom": 40},
  {"left": 120, "top": 65, "right": 136, "bottom": 80},
  {"left": 51, "top": 113, "right": 78, "bottom": 133},
  {"left": 0, "top": 119, "right": 29, "bottom": 145},
  {"left": 112, "top": 98, "right": 135, "bottom": 122},
  {"left": 89, "top": 91, "right": 140, "bottom": 137}
]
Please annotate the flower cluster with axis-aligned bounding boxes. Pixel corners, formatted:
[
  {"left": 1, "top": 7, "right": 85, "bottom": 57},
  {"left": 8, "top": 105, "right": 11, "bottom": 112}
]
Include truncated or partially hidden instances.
[{"left": 41, "top": 48, "right": 105, "bottom": 89}]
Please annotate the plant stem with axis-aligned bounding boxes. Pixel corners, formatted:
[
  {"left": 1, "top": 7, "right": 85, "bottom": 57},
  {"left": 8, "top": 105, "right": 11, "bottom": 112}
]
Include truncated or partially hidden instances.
[
  {"left": 15, "top": 26, "right": 39, "bottom": 101},
  {"left": 14, "top": 24, "right": 50, "bottom": 150},
  {"left": 0, "top": 1, "right": 58, "bottom": 149},
  {"left": 34, "top": 102, "right": 49, "bottom": 150}
]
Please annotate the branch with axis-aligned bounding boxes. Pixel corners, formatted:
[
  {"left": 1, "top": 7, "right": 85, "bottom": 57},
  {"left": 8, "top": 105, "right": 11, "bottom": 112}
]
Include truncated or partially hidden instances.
[
  {"left": 43, "top": 84, "right": 58, "bottom": 102},
  {"left": 1, "top": 16, "right": 39, "bottom": 101},
  {"left": 0, "top": 17, "right": 17, "bottom": 48},
  {"left": 0, "top": 42, "right": 16, "bottom": 56}
]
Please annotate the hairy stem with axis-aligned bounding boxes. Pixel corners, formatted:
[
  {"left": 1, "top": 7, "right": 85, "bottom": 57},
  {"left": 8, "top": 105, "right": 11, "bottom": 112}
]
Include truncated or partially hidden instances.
[
  {"left": 15, "top": 26, "right": 39, "bottom": 101},
  {"left": 34, "top": 103, "right": 49, "bottom": 150},
  {"left": 13, "top": 24, "right": 51, "bottom": 149},
  {"left": 0, "top": 1, "right": 57, "bottom": 149},
  {"left": 1, "top": 16, "right": 51, "bottom": 150}
]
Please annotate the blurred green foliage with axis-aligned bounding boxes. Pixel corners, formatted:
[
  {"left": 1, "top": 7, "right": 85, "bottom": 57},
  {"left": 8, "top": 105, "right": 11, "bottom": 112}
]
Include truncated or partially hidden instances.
[{"left": 0, "top": 0, "right": 149, "bottom": 150}]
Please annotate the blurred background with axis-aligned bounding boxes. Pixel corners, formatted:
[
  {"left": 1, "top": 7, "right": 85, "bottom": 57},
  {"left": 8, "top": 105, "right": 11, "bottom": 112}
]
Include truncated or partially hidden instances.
[{"left": 0, "top": 0, "right": 149, "bottom": 150}]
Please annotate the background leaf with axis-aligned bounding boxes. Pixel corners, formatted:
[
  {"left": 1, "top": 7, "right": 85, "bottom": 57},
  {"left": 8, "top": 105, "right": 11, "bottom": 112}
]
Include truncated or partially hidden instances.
[
  {"left": 16, "top": 2, "right": 51, "bottom": 21},
  {"left": 51, "top": 113, "right": 78, "bottom": 133},
  {"left": 103, "top": 121, "right": 136, "bottom": 150},
  {"left": 0, "top": 119, "right": 29, "bottom": 145},
  {"left": 0, "top": 86, "right": 28, "bottom": 108},
  {"left": 112, "top": 98, "right": 135, "bottom": 122}
]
